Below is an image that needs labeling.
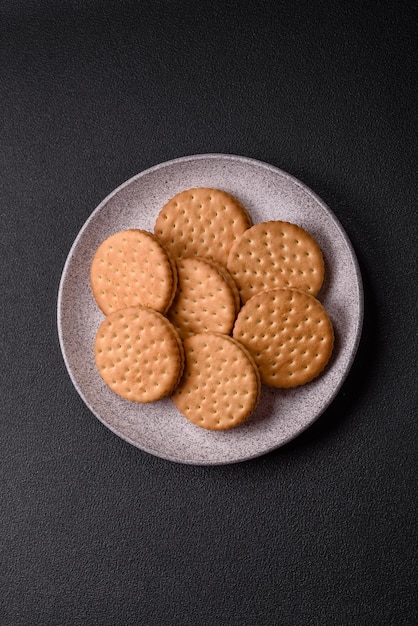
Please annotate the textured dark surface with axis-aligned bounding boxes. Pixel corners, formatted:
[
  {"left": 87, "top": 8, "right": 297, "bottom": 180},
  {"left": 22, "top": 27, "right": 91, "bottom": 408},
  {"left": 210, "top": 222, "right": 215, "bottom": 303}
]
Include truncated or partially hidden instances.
[{"left": 1, "top": 1, "right": 417, "bottom": 624}]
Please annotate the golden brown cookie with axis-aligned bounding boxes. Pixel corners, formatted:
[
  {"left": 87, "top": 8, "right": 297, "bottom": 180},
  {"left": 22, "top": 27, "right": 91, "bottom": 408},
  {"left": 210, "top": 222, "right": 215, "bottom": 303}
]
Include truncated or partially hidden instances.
[
  {"left": 202, "top": 257, "right": 241, "bottom": 315},
  {"left": 90, "top": 229, "right": 177, "bottom": 315},
  {"left": 154, "top": 188, "right": 252, "bottom": 267},
  {"left": 233, "top": 288, "right": 334, "bottom": 387},
  {"left": 167, "top": 257, "right": 238, "bottom": 340},
  {"left": 227, "top": 221, "right": 324, "bottom": 303},
  {"left": 95, "top": 306, "right": 184, "bottom": 402},
  {"left": 172, "top": 332, "right": 261, "bottom": 430}
]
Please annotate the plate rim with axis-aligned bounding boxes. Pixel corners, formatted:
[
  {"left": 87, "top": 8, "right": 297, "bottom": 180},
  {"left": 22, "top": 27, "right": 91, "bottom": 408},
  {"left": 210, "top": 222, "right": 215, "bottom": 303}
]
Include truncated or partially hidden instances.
[{"left": 57, "top": 153, "right": 364, "bottom": 465}]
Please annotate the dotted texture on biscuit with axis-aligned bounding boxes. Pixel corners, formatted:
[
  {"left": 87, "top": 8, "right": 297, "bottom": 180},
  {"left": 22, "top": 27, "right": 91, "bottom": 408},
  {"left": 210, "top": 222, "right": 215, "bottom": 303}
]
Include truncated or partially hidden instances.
[
  {"left": 90, "top": 229, "right": 177, "bottom": 315},
  {"left": 172, "top": 332, "right": 261, "bottom": 430},
  {"left": 95, "top": 306, "right": 184, "bottom": 403},
  {"left": 227, "top": 221, "right": 324, "bottom": 303},
  {"left": 233, "top": 288, "right": 334, "bottom": 388},
  {"left": 167, "top": 257, "right": 237, "bottom": 339},
  {"left": 154, "top": 188, "right": 252, "bottom": 267},
  {"left": 202, "top": 257, "right": 241, "bottom": 315}
]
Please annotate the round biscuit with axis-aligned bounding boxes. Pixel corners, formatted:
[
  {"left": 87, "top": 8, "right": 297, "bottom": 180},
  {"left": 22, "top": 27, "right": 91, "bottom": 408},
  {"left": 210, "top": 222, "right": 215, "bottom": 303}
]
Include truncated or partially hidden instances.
[
  {"left": 90, "top": 229, "right": 177, "bottom": 315},
  {"left": 167, "top": 257, "right": 238, "bottom": 340},
  {"left": 172, "top": 332, "right": 261, "bottom": 430},
  {"left": 95, "top": 306, "right": 184, "bottom": 402},
  {"left": 154, "top": 187, "right": 252, "bottom": 267},
  {"left": 200, "top": 257, "right": 241, "bottom": 315},
  {"left": 233, "top": 288, "right": 334, "bottom": 388},
  {"left": 227, "top": 221, "right": 324, "bottom": 303}
]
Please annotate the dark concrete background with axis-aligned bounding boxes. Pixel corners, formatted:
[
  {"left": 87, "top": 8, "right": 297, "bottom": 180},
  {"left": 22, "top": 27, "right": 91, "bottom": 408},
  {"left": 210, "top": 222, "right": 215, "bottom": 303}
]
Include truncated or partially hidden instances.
[{"left": 1, "top": 1, "right": 417, "bottom": 624}]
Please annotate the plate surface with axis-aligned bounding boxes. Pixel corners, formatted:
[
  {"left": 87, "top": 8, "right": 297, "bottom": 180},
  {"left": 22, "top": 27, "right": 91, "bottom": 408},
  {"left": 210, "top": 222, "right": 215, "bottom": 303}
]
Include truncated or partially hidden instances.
[{"left": 57, "top": 154, "right": 363, "bottom": 465}]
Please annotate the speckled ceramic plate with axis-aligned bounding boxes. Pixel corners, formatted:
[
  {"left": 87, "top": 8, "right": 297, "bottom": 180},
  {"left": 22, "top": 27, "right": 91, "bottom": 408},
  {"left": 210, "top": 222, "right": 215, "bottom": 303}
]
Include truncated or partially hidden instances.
[{"left": 57, "top": 154, "right": 363, "bottom": 465}]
